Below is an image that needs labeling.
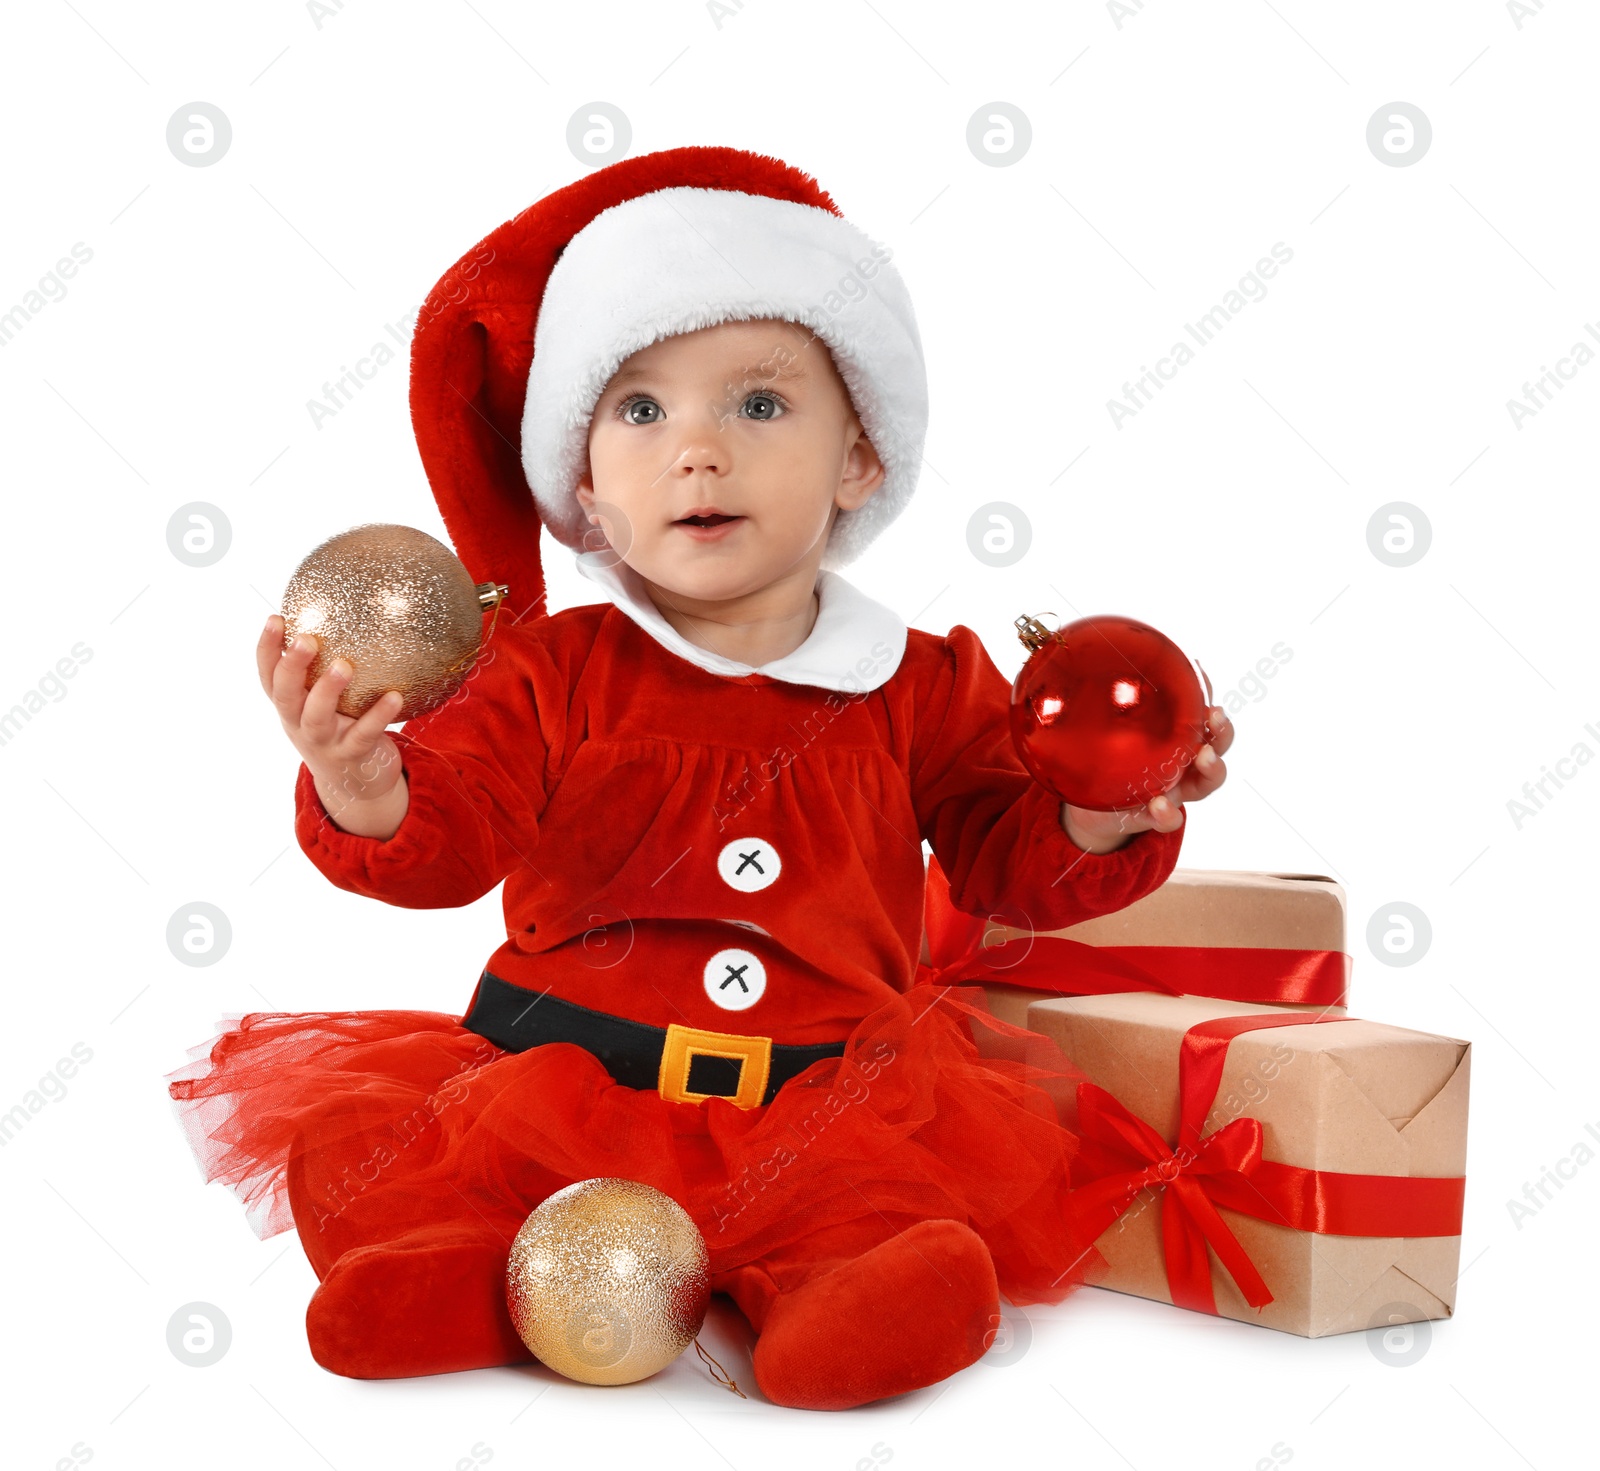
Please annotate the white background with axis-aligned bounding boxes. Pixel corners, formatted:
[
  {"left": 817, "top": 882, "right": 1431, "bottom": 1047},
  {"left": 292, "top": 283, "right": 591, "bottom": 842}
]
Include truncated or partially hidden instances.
[{"left": 2, "top": 1, "right": 1594, "bottom": 1467}]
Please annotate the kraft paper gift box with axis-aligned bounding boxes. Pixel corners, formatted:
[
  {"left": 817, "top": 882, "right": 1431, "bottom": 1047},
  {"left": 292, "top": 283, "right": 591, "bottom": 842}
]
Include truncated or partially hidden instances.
[
  {"left": 1024, "top": 992, "right": 1471, "bottom": 1338},
  {"left": 918, "top": 859, "right": 1351, "bottom": 1030}
]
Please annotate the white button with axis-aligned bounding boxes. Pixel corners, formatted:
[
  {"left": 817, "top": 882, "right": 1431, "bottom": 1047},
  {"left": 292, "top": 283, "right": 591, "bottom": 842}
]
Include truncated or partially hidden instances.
[
  {"left": 717, "top": 836, "right": 781, "bottom": 893},
  {"left": 704, "top": 947, "right": 766, "bottom": 1011}
]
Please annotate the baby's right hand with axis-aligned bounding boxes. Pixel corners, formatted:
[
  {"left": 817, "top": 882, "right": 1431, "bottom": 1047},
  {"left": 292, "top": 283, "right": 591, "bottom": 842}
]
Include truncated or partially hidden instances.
[{"left": 257, "top": 614, "right": 409, "bottom": 834}]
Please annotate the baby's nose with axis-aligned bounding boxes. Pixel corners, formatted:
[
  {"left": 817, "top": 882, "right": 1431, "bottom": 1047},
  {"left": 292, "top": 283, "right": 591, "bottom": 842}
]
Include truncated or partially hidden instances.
[{"left": 670, "top": 442, "right": 724, "bottom": 476}]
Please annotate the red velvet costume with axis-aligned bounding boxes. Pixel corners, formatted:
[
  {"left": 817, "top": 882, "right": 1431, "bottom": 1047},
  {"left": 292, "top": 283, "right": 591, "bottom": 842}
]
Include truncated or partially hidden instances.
[{"left": 165, "top": 147, "right": 1187, "bottom": 1409}]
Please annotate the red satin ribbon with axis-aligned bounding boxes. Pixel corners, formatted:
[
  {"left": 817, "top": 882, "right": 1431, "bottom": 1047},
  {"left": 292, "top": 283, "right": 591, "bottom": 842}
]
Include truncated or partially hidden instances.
[
  {"left": 918, "top": 860, "right": 1351, "bottom": 1007},
  {"left": 1071, "top": 1012, "right": 1467, "bottom": 1315},
  {"left": 914, "top": 928, "right": 1351, "bottom": 1007},
  {"left": 916, "top": 924, "right": 1181, "bottom": 997}
]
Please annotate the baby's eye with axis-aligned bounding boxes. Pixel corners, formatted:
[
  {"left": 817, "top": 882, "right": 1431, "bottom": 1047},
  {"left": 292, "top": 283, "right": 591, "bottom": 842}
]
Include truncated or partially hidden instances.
[
  {"left": 617, "top": 395, "right": 663, "bottom": 425},
  {"left": 740, "top": 391, "right": 786, "bottom": 422}
]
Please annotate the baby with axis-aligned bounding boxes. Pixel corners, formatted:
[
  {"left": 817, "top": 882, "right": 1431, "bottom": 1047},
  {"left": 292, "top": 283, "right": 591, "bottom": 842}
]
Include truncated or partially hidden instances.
[{"left": 182, "top": 148, "right": 1232, "bottom": 1411}]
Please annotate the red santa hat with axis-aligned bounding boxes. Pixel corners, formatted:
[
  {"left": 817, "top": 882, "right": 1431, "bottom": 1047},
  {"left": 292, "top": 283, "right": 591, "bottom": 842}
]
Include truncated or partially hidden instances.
[{"left": 409, "top": 146, "right": 927, "bottom": 623}]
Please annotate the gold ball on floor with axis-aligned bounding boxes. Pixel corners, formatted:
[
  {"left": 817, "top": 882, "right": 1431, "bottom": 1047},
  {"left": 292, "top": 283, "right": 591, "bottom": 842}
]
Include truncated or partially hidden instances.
[{"left": 505, "top": 1178, "right": 710, "bottom": 1386}]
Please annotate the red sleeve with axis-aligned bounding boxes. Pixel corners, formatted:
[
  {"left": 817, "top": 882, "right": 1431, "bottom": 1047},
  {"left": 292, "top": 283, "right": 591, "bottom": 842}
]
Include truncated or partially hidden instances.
[
  {"left": 293, "top": 623, "right": 564, "bottom": 909},
  {"left": 911, "top": 623, "right": 1183, "bottom": 931}
]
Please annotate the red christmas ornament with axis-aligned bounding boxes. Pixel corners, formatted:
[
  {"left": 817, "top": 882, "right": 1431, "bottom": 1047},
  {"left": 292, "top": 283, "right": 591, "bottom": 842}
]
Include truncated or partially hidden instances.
[{"left": 1009, "top": 613, "right": 1211, "bottom": 812}]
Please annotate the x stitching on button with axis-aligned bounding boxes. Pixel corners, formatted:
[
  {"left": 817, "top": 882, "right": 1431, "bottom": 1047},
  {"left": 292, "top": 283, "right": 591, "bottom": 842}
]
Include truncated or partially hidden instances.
[{"left": 719, "top": 963, "right": 750, "bottom": 993}]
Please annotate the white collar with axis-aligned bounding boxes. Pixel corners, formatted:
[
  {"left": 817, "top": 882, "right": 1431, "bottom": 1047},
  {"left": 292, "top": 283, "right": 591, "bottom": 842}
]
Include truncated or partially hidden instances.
[{"left": 574, "top": 550, "right": 906, "bottom": 692}]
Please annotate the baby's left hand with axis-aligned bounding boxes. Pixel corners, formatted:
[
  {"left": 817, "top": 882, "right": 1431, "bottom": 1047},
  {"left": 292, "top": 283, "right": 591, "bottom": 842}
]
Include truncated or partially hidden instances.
[{"left": 1061, "top": 705, "right": 1233, "bottom": 853}]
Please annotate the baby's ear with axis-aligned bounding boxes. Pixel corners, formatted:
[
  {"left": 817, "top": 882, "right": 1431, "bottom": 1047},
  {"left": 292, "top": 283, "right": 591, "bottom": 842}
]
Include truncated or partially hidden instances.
[{"left": 840, "top": 430, "right": 886, "bottom": 508}]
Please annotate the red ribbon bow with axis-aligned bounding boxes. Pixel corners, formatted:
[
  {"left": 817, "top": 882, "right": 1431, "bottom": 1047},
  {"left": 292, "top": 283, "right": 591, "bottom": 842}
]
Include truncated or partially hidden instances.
[
  {"left": 1073, "top": 1082, "right": 1275, "bottom": 1311},
  {"left": 1069, "top": 1012, "right": 1467, "bottom": 1316}
]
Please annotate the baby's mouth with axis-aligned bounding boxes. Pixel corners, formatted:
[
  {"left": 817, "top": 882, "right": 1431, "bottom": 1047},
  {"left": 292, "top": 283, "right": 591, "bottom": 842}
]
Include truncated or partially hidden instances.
[{"left": 676, "top": 514, "right": 742, "bottom": 528}]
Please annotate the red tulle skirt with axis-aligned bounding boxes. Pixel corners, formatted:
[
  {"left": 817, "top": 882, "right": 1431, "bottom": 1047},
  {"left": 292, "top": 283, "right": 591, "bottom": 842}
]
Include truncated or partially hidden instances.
[{"left": 166, "top": 982, "right": 1106, "bottom": 1307}]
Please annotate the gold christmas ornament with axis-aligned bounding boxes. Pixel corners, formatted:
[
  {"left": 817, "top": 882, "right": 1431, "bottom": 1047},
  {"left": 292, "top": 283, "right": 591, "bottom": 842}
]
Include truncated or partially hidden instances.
[
  {"left": 505, "top": 1178, "right": 710, "bottom": 1386},
  {"left": 280, "top": 523, "right": 508, "bottom": 722}
]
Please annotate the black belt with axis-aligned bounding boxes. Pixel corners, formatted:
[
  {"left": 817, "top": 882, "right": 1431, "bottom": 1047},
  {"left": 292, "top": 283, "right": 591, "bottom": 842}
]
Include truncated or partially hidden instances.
[{"left": 461, "top": 970, "right": 847, "bottom": 1109}]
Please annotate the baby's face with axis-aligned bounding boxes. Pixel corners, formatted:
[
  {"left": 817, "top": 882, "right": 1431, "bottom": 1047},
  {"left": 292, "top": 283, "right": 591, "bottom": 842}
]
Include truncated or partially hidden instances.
[{"left": 576, "top": 318, "right": 882, "bottom": 601}]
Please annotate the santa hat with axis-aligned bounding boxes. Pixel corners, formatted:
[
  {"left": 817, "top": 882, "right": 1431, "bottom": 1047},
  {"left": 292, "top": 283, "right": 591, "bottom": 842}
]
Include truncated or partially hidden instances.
[{"left": 409, "top": 146, "right": 927, "bottom": 623}]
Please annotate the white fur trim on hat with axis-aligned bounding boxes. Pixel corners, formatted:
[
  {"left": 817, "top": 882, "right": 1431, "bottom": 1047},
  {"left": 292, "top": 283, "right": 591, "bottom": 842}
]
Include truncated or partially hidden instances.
[{"left": 519, "top": 185, "right": 927, "bottom": 572}]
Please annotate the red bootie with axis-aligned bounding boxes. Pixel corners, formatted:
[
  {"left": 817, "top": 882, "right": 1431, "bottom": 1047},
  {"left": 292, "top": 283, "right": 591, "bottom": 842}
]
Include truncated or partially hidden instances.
[
  {"left": 751, "top": 1218, "right": 1000, "bottom": 1411},
  {"left": 305, "top": 1222, "right": 534, "bottom": 1379}
]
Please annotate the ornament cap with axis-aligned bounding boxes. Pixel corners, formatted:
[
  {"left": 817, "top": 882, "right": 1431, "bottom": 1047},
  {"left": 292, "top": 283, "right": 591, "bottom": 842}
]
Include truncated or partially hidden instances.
[
  {"left": 1015, "top": 613, "right": 1058, "bottom": 654},
  {"left": 476, "top": 581, "right": 511, "bottom": 611}
]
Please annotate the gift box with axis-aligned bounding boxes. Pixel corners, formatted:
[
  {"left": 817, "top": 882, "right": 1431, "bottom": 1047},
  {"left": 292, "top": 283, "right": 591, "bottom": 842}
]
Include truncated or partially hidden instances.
[
  {"left": 1025, "top": 992, "right": 1470, "bottom": 1338},
  {"left": 918, "top": 857, "right": 1351, "bottom": 1029}
]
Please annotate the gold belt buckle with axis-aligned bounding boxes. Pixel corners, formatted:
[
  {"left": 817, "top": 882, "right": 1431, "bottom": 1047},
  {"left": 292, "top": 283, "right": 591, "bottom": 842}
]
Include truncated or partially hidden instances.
[{"left": 658, "top": 1022, "right": 772, "bottom": 1110}]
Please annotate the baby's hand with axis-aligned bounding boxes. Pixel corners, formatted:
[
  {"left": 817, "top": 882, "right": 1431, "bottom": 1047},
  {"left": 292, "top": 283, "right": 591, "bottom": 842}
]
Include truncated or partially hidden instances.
[
  {"left": 256, "top": 614, "right": 410, "bottom": 838},
  {"left": 1061, "top": 705, "right": 1233, "bottom": 854}
]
